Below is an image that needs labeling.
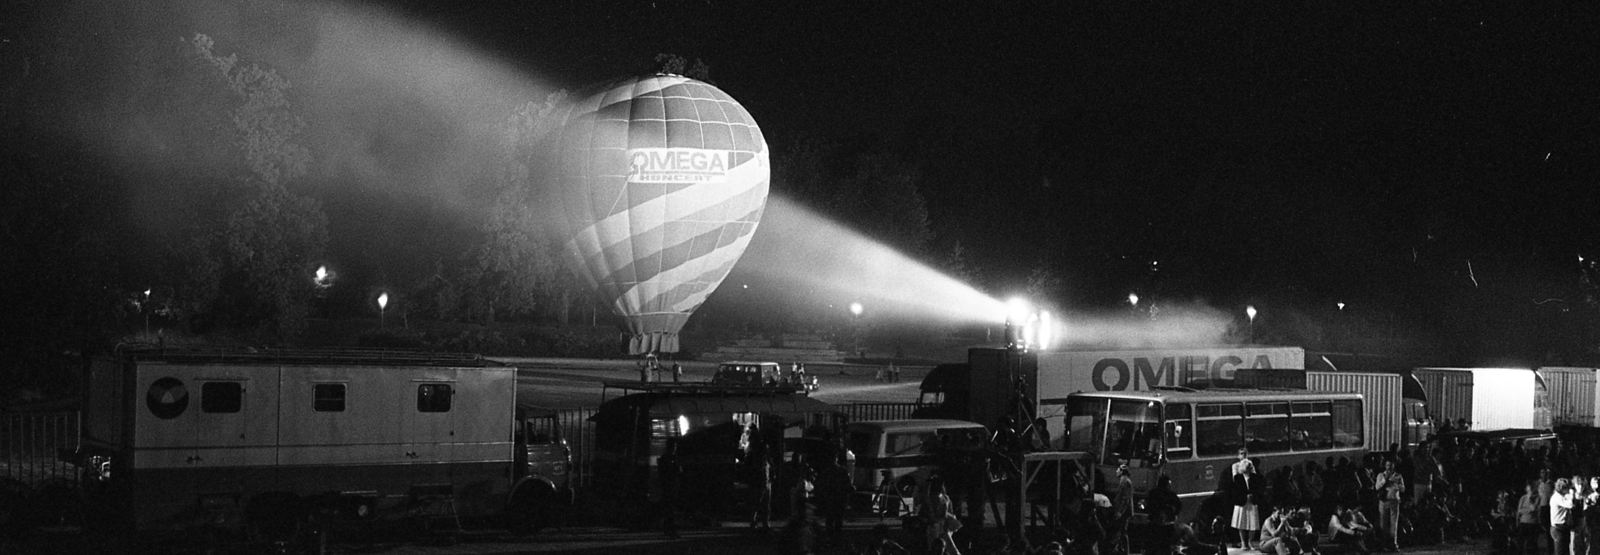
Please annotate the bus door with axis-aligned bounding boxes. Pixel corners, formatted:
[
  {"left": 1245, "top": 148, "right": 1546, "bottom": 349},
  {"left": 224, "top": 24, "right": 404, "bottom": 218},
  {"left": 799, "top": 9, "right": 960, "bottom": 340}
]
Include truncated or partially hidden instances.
[{"left": 1104, "top": 399, "right": 1162, "bottom": 495}]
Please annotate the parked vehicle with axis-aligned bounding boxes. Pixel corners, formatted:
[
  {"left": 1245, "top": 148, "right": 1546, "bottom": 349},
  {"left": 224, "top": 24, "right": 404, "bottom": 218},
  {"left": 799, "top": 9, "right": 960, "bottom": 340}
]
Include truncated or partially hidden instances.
[
  {"left": 711, "top": 361, "right": 783, "bottom": 385},
  {"left": 844, "top": 419, "right": 988, "bottom": 497},
  {"left": 68, "top": 347, "right": 570, "bottom": 536},
  {"left": 1408, "top": 368, "right": 1539, "bottom": 431},
  {"left": 1063, "top": 387, "right": 1368, "bottom": 524},
  {"left": 1236, "top": 369, "right": 1433, "bottom": 452}
]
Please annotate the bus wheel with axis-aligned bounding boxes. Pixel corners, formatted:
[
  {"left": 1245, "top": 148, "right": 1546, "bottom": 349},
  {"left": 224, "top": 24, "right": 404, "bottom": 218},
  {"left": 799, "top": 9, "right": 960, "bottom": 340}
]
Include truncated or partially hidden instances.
[{"left": 506, "top": 483, "right": 556, "bottom": 536}]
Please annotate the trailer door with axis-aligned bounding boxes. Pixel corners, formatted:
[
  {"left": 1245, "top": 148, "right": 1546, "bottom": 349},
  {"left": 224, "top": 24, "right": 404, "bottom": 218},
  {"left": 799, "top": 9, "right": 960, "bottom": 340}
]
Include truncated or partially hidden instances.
[{"left": 406, "top": 371, "right": 458, "bottom": 465}]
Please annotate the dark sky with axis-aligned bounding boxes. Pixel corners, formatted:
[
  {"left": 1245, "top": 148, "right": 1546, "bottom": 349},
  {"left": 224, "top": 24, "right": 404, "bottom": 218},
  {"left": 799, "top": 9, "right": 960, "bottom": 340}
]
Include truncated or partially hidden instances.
[
  {"left": 8, "top": 0, "right": 1600, "bottom": 361},
  {"left": 415, "top": 2, "right": 1600, "bottom": 299}
]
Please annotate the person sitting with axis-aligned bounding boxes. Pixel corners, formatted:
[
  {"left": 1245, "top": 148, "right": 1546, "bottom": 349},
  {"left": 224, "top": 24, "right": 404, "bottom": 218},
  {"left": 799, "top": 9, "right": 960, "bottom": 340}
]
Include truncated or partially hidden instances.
[
  {"left": 1260, "top": 506, "right": 1301, "bottom": 555},
  {"left": 1328, "top": 504, "right": 1372, "bottom": 555},
  {"left": 1289, "top": 506, "right": 1320, "bottom": 555}
]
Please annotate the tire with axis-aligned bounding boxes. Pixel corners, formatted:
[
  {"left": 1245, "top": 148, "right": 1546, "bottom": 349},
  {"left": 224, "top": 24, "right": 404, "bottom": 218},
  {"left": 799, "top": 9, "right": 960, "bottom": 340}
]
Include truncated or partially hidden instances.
[
  {"left": 245, "top": 493, "right": 306, "bottom": 547},
  {"left": 506, "top": 484, "right": 556, "bottom": 536}
]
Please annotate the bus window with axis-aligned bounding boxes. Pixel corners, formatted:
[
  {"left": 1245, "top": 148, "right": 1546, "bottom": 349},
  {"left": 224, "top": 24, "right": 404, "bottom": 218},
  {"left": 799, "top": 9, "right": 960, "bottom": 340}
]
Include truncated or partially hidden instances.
[
  {"left": 1164, "top": 403, "right": 1192, "bottom": 460},
  {"left": 1290, "top": 401, "right": 1333, "bottom": 450},
  {"left": 1331, "top": 399, "right": 1364, "bottom": 448},
  {"left": 1196, "top": 403, "right": 1243, "bottom": 458},
  {"left": 1106, "top": 400, "right": 1160, "bottom": 464},
  {"left": 1066, "top": 397, "right": 1108, "bottom": 453},
  {"left": 1245, "top": 402, "right": 1290, "bottom": 453}
]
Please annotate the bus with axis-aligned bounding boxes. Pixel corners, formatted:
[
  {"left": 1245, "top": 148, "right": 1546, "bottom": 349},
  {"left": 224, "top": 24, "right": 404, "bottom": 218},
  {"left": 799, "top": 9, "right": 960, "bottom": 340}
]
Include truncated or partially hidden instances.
[{"left": 1058, "top": 388, "right": 1367, "bottom": 524}]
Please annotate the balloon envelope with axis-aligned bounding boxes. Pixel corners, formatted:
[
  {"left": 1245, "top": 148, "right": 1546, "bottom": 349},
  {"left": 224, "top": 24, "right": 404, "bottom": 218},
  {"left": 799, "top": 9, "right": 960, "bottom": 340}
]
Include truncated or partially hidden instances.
[{"left": 550, "top": 75, "right": 769, "bottom": 354}]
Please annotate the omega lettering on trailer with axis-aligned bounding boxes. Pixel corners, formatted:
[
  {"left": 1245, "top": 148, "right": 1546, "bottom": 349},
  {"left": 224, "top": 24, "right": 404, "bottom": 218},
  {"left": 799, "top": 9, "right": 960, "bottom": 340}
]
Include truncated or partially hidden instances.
[{"left": 627, "top": 148, "right": 730, "bottom": 184}]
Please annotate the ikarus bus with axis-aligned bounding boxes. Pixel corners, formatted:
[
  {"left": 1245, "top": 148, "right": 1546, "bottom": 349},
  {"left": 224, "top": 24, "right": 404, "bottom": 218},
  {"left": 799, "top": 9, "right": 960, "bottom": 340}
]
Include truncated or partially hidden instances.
[{"left": 1057, "top": 387, "right": 1367, "bottom": 524}]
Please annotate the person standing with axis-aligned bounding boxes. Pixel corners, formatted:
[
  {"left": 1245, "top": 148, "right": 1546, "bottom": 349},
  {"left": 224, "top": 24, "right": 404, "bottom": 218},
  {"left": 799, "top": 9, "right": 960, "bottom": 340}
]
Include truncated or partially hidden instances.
[
  {"left": 1233, "top": 459, "right": 1264, "bottom": 551},
  {"left": 1572, "top": 476, "right": 1590, "bottom": 555},
  {"left": 924, "top": 477, "right": 962, "bottom": 555},
  {"left": 1542, "top": 469, "right": 1557, "bottom": 553},
  {"left": 1110, "top": 465, "right": 1134, "bottom": 555},
  {"left": 1521, "top": 482, "right": 1545, "bottom": 555},
  {"left": 749, "top": 448, "right": 773, "bottom": 529},
  {"left": 658, "top": 439, "right": 681, "bottom": 539},
  {"left": 817, "top": 457, "right": 853, "bottom": 536},
  {"left": 1234, "top": 448, "right": 1253, "bottom": 476},
  {"left": 1375, "top": 458, "right": 1405, "bottom": 551},
  {"left": 1554, "top": 478, "right": 1575, "bottom": 555}
]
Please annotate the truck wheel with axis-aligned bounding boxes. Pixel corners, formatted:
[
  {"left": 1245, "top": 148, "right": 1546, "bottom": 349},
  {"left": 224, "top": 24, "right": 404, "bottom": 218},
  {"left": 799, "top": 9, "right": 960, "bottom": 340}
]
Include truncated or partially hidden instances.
[{"left": 506, "top": 484, "right": 556, "bottom": 536}]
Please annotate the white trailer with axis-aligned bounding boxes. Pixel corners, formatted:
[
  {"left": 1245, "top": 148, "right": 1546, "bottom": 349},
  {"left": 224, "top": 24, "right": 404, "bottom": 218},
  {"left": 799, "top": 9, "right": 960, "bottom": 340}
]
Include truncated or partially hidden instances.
[
  {"left": 1410, "top": 367, "right": 1539, "bottom": 431},
  {"left": 75, "top": 349, "right": 567, "bottom": 535}
]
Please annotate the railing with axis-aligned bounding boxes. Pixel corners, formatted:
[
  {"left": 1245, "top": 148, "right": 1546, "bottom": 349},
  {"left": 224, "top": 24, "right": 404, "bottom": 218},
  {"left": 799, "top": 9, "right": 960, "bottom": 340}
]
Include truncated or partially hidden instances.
[
  {"left": 0, "top": 411, "right": 79, "bottom": 488},
  {"left": 840, "top": 402, "right": 922, "bottom": 423}
]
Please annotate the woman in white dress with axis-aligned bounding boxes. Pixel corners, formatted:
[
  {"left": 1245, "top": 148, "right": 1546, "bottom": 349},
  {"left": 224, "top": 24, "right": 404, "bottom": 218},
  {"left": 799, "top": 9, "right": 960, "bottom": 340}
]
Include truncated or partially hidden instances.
[{"left": 1232, "top": 459, "right": 1263, "bottom": 551}]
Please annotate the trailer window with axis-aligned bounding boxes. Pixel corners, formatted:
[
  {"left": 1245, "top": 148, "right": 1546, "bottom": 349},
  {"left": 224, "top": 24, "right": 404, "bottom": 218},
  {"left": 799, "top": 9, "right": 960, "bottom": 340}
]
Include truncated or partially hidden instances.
[
  {"left": 201, "top": 382, "right": 242, "bottom": 413},
  {"left": 314, "top": 384, "right": 346, "bottom": 412},
  {"left": 1331, "top": 399, "right": 1363, "bottom": 448},
  {"left": 417, "top": 384, "right": 453, "bottom": 412},
  {"left": 1244, "top": 402, "right": 1290, "bottom": 453},
  {"left": 1164, "top": 403, "right": 1192, "bottom": 460},
  {"left": 1290, "top": 401, "right": 1332, "bottom": 450},
  {"left": 1196, "top": 403, "right": 1243, "bottom": 458}
]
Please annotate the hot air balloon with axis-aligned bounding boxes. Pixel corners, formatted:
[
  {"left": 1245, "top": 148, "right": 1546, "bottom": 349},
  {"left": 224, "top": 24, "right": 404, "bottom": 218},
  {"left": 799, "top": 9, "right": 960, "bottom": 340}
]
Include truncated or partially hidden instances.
[{"left": 549, "top": 74, "right": 769, "bottom": 355}]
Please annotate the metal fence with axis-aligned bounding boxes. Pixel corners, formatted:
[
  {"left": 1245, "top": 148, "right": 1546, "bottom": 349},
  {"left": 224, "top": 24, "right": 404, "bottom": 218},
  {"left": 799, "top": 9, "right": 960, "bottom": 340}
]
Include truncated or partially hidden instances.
[
  {"left": 0, "top": 411, "right": 79, "bottom": 488},
  {"left": 554, "top": 407, "right": 599, "bottom": 488},
  {"left": 840, "top": 402, "right": 921, "bottom": 423}
]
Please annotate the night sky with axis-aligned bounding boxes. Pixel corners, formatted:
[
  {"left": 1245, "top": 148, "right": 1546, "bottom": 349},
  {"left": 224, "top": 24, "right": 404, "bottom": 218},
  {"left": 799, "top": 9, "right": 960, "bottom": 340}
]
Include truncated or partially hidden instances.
[
  {"left": 6, "top": 0, "right": 1600, "bottom": 364},
  {"left": 426, "top": 1, "right": 1600, "bottom": 360}
]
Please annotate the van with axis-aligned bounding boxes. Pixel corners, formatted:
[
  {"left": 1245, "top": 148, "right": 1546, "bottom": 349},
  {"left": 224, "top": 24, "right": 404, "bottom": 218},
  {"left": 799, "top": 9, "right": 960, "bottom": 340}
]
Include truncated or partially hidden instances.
[
  {"left": 712, "top": 361, "right": 783, "bottom": 385},
  {"left": 844, "top": 419, "right": 988, "bottom": 499}
]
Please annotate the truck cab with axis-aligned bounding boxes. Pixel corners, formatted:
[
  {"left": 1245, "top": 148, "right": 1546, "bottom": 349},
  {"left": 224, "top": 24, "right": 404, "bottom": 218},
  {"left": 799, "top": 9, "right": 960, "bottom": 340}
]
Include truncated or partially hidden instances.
[{"left": 508, "top": 404, "right": 573, "bottom": 533}]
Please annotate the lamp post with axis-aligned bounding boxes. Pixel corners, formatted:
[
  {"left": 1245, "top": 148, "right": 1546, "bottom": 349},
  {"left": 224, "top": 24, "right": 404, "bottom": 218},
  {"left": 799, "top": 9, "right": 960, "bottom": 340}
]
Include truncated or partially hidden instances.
[
  {"left": 144, "top": 288, "right": 152, "bottom": 338},
  {"left": 378, "top": 292, "right": 389, "bottom": 330},
  {"left": 1246, "top": 305, "right": 1257, "bottom": 344},
  {"left": 849, "top": 302, "right": 864, "bottom": 359}
]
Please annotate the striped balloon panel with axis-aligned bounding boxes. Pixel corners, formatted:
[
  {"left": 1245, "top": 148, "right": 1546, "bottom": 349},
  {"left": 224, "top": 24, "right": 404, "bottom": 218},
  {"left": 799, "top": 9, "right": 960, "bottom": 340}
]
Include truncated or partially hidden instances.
[{"left": 553, "top": 75, "right": 769, "bottom": 353}]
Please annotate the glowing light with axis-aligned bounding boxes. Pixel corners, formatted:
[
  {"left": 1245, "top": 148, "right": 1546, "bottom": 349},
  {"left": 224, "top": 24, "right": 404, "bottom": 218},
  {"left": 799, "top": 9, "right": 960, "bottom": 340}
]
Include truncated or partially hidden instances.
[
  {"left": 144, "top": 288, "right": 151, "bottom": 298},
  {"left": 1337, "top": 302, "right": 1345, "bottom": 310},
  {"left": 736, "top": 197, "right": 1007, "bottom": 325},
  {"left": 1038, "top": 311, "right": 1054, "bottom": 350},
  {"left": 377, "top": 292, "right": 389, "bottom": 310},
  {"left": 849, "top": 302, "right": 863, "bottom": 317},
  {"left": 676, "top": 415, "right": 691, "bottom": 436},
  {"left": 1006, "top": 297, "right": 1033, "bottom": 325},
  {"left": 1128, "top": 293, "right": 1139, "bottom": 306},
  {"left": 1246, "top": 305, "right": 1257, "bottom": 321}
]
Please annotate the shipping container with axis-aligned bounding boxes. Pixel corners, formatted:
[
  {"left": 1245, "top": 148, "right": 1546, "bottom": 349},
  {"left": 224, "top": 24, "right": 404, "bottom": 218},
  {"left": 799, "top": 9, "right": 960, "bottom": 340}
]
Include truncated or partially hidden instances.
[
  {"left": 1306, "top": 372, "right": 1403, "bottom": 452},
  {"left": 1236, "top": 369, "right": 1422, "bottom": 452},
  {"left": 1537, "top": 367, "right": 1598, "bottom": 428},
  {"left": 1410, "top": 368, "right": 1538, "bottom": 431}
]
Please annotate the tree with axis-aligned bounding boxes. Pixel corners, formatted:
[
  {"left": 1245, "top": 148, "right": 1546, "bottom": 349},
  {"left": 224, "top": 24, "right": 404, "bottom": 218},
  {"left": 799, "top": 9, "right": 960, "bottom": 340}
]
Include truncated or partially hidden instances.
[{"left": 141, "top": 34, "right": 328, "bottom": 339}]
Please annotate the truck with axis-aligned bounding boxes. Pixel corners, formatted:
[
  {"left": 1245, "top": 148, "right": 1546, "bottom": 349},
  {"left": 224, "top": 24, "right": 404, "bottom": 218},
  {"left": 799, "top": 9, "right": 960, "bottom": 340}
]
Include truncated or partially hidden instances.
[
  {"left": 916, "top": 346, "right": 1307, "bottom": 446},
  {"left": 1235, "top": 369, "right": 1432, "bottom": 451},
  {"left": 70, "top": 348, "right": 572, "bottom": 537},
  {"left": 1536, "top": 367, "right": 1598, "bottom": 428},
  {"left": 1407, "top": 367, "right": 1540, "bottom": 431}
]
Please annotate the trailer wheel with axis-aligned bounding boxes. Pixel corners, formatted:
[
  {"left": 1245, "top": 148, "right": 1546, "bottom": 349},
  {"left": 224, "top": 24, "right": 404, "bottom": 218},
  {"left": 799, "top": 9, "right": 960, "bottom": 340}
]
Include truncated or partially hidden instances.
[
  {"left": 245, "top": 492, "right": 306, "bottom": 547},
  {"left": 506, "top": 483, "right": 557, "bottom": 536}
]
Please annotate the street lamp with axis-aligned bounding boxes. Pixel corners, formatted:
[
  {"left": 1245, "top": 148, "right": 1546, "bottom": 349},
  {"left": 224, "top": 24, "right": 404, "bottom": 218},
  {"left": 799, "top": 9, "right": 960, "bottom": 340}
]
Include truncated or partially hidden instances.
[
  {"left": 378, "top": 292, "right": 389, "bottom": 330},
  {"left": 1128, "top": 293, "right": 1139, "bottom": 307},
  {"left": 849, "top": 302, "right": 864, "bottom": 358},
  {"left": 1246, "top": 305, "right": 1257, "bottom": 344},
  {"left": 144, "top": 289, "right": 152, "bottom": 338}
]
